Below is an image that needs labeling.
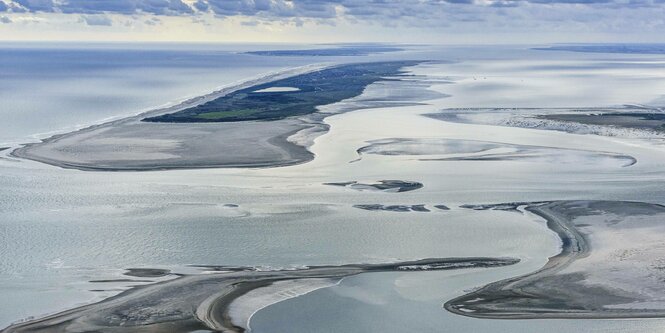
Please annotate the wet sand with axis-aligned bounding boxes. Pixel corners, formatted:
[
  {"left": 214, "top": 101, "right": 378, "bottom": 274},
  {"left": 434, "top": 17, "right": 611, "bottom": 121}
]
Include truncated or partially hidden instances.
[
  {"left": 357, "top": 138, "right": 637, "bottom": 167},
  {"left": 353, "top": 204, "right": 431, "bottom": 212},
  {"left": 427, "top": 106, "right": 665, "bottom": 139},
  {"left": 11, "top": 65, "right": 327, "bottom": 171},
  {"left": 2, "top": 258, "right": 518, "bottom": 333},
  {"left": 540, "top": 112, "right": 665, "bottom": 132},
  {"left": 124, "top": 268, "right": 172, "bottom": 278},
  {"left": 324, "top": 180, "right": 423, "bottom": 192},
  {"left": 10, "top": 61, "right": 431, "bottom": 172},
  {"left": 446, "top": 200, "right": 665, "bottom": 319}
]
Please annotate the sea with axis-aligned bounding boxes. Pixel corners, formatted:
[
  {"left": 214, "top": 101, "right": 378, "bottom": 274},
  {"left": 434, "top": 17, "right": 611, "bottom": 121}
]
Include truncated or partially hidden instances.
[{"left": 2, "top": 42, "right": 665, "bottom": 332}]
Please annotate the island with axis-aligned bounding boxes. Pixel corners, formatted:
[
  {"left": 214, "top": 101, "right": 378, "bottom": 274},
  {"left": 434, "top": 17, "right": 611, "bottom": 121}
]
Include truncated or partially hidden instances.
[
  {"left": 534, "top": 44, "right": 665, "bottom": 54},
  {"left": 11, "top": 61, "right": 419, "bottom": 171},
  {"left": 244, "top": 46, "right": 403, "bottom": 57},
  {"left": 143, "top": 62, "right": 416, "bottom": 122}
]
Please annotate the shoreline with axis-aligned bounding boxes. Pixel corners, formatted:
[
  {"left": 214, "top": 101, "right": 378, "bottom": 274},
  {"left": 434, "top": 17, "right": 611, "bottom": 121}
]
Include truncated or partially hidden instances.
[
  {"left": 445, "top": 201, "right": 590, "bottom": 319},
  {"left": 445, "top": 200, "right": 665, "bottom": 319},
  {"left": 10, "top": 64, "right": 330, "bottom": 172},
  {"left": 1, "top": 258, "right": 518, "bottom": 333},
  {"left": 10, "top": 61, "right": 423, "bottom": 172},
  {"left": 11, "top": 124, "right": 315, "bottom": 172}
]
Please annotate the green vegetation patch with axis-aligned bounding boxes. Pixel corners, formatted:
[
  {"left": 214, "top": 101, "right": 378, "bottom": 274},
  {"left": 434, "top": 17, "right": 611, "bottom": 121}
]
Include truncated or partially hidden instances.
[
  {"left": 194, "top": 109, "right": 260, "bottom": 120},
  {"left": 143, "top": 61, "right": 420, "bottom": 123}
]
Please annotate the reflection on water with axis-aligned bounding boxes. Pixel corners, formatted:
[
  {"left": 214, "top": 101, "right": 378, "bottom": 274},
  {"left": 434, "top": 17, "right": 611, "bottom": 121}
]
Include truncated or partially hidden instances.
[{"left": 2, "top": 44, "right": 665, "bottom": 331}]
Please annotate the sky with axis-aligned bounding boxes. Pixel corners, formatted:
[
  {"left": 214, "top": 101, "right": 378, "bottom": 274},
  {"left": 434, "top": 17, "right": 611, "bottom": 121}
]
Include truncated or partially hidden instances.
[{"left": 0, "top": 0, "right": 664, "bottom": 44}]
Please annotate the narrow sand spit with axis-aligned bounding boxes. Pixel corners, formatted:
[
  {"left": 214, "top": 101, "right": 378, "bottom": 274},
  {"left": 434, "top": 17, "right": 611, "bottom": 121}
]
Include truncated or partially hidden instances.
[
  {"left": 2, "top": 258, "right": 518, "bottom": 333},
  {"left": 447, "top": 200, "right": 665, "bottom": 319}
]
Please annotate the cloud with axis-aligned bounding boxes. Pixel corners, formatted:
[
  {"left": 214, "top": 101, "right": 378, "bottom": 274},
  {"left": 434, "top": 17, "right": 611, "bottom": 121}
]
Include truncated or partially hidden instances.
[
  {"left": 240, "top": 20, "right": 260, "bottom": 26},
  {"left": 0, "top": 15, "right": 11, "bottom": 23},
  {"left": 4, "top": 0, "right": 665, "bottom": 19},
  {"left": 13, "top": 0, "right": 54, "bottom": 12},
  {"left": 79, "top": 14, "right": 112, "bottom": 26},
  {"left": 144, "top": 17, "right": 161, "bottom": 25},
  {"left": 193, "top": 0, "right": 209, "bottom": 12},
  {"left": 8, "top": 0, "right": 194, "bottom": 15},
  {"left": 2, "top": 0, "right": 665, "bottom": 35}
]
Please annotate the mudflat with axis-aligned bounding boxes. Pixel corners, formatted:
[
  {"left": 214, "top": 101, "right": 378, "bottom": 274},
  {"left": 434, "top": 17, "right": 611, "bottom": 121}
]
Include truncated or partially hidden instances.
[
  {"left": 446, "top": 200, "right": 665, "bottom": 319},
  {"left": 3, "top": 257, "right": 518, "bottom": 333},
  {"left": 11, "top": 62, "right": 420, "bottom": 171}
]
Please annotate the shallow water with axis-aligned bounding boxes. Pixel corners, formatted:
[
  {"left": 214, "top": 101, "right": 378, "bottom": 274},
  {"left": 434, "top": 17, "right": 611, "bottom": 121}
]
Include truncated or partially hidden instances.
[{"left": 2, "top": 44, "right": 665, "bottom": 331}]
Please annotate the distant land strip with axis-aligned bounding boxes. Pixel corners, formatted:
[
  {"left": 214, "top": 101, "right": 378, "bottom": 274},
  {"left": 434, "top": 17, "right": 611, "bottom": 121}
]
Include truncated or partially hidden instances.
[{"left": 143, "top": 61, "right": 420, "bottom": 123}]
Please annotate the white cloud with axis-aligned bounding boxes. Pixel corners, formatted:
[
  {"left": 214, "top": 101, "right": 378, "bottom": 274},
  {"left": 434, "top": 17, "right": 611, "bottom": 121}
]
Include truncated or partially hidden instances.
[
  {"left": 78, "top": 14, "right": 112, "bottom": 26},
  {"left": 1, "top": 0, "right": 665, "bottom": 42}
]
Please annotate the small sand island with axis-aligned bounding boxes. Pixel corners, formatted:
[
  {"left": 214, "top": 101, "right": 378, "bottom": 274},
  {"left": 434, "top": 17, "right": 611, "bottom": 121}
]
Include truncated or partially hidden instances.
[
  {"left": 324, "top": 180, "right": 424, "bottom": 192},
  {"left": 357, "top": 138, "right": 636, "bottom": 167},
  {"left": 354, "top": 204, "right": 431, "bottom": 212},
  {"left": 2, "top": 257, "right": 517, "bottom": 333},
  {"left": 446, "top": 200, "right": 665, "bottom": 319},
  {"left": 12, "top": 61, "right": 419, "bottom": 171}
]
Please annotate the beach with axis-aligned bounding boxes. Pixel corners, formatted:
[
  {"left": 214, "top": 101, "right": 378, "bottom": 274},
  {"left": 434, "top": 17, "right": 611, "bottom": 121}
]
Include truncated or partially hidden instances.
[
  {"left": 447, "top": 201, "right": 665, "bottom": 319},
  {"left": 4, "top": 44, "right": 665, "bottom": 332},
  {"left": 3, "top": 258, "right": 518, "bottom": 333}
]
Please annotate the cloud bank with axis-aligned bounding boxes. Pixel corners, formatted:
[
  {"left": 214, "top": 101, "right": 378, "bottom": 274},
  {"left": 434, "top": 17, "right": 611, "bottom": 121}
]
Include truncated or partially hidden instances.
[
  {"left": 0, "top": 0, "right": 664, "bottom": 42},
  {"left": 2, "top": 0, "right": 664, "bottom": 24}
]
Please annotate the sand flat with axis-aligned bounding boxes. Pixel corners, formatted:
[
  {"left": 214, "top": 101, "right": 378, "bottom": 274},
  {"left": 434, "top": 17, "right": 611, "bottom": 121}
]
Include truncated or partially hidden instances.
[
  {"left": 10, "top": 65, "right": 329, "bottom": 171},
  {"left": 2, "top": 258, "right": 518, "bottom": 333},
  {"left": 446, "top": 200, "right": 665, "bottom": 319}
]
